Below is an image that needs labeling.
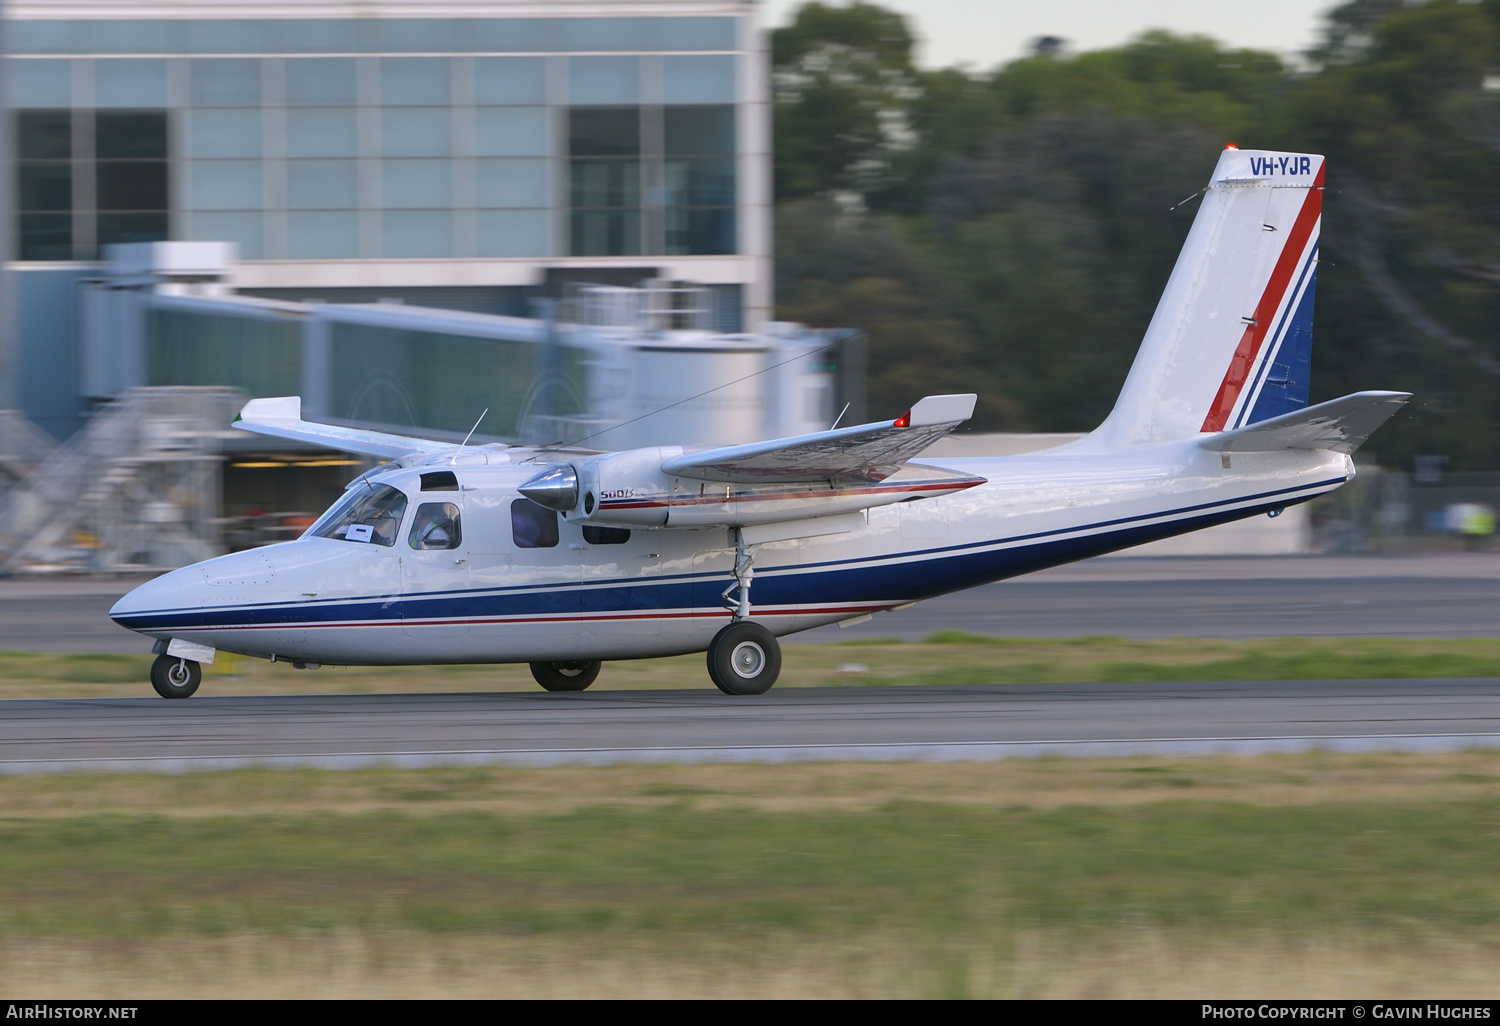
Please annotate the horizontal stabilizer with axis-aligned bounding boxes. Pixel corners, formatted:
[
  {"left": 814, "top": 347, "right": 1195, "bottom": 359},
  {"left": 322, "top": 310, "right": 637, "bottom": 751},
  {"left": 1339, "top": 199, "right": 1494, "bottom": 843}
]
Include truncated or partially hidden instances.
[
  {"left": 233, "top": 397, "right": 455, "bottom": 460},
  {"left": 1198, "top": 391, "right": 1411, "bottom": 454},
  {"left": 661, "top": 393, "right": 978, "bottom": 484}
]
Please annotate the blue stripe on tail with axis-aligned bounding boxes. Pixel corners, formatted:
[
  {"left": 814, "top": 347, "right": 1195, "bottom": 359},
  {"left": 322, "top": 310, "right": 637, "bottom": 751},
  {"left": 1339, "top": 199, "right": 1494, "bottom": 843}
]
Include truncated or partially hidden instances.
[{"left": 1245, "top": 259, "right": 1316, "bottom": 425}]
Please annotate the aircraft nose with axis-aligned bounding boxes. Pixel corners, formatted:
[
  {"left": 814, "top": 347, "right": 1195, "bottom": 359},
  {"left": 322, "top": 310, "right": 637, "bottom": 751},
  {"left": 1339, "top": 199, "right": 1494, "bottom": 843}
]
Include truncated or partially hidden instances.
[{"left": 110, "top": 567, "right": 205, "bottom": 633}]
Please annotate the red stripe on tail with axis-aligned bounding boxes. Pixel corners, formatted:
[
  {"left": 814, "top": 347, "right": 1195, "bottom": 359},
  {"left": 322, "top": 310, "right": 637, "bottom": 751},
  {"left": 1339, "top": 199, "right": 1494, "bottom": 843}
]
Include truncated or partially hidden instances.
[{"left": 1200, "top": 162, "right": 1325, "bottom": 433}]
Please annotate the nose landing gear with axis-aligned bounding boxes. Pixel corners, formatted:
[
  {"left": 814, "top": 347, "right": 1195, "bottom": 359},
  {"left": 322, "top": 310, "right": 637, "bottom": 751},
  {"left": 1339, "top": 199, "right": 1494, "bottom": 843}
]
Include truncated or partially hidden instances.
[{"left": 150, "top": 654, "right": 202, "bottom": 699}]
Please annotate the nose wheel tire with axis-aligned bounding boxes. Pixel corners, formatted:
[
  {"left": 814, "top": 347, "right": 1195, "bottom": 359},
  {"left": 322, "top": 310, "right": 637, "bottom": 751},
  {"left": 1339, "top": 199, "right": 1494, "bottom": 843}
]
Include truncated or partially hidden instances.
[
  {"left": 150, "top": 654, "right": 202, "bottom": 699},
  {"left": 707, "top": 621, "right": 782, "bottom": 696},
  {"left": 530, "top": 660, "right": 602, "bottom": 692}
]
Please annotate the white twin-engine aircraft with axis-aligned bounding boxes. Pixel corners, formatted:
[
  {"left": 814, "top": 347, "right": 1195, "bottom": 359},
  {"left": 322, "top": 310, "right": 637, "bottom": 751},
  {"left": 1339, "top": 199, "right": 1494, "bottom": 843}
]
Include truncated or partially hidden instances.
[{"left": 113, "top": 148, "right": 1409, "bottom": 698}]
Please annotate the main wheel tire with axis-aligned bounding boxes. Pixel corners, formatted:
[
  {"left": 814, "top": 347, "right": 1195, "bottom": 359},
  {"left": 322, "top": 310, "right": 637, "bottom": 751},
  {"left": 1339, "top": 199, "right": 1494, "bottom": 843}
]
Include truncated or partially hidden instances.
[
  {"left": 150, "top": 654, "right": 202, "bottom": 699},
  {"left": 530, "top": 660, "right": 602, "bottom": 692},
  {"left": 706, "top": 621, "right": 782, "bottom": 696}
]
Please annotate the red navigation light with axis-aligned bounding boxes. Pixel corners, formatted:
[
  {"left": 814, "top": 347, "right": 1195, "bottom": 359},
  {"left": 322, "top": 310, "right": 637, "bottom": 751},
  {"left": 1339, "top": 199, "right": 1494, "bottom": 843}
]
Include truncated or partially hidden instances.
[
  {"left": 894, "top": 411, "right": 911, "bottom": 428},
  {"left": 1225, "top": 143, "right": 1239, "bottom": 150}
]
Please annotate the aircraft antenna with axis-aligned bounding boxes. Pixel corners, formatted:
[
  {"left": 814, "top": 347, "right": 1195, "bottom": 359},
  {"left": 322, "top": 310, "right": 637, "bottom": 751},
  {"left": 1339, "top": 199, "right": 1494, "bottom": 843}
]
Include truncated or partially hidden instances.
[
  {"left": 830, "top": 402, "right": 851, "bottom": 430},
  {"left": 1169, "top": 187, "right": 1207, "bottom": 212},
  {"left": 460, "top": 409, "right": 489, "bottom": 448}
]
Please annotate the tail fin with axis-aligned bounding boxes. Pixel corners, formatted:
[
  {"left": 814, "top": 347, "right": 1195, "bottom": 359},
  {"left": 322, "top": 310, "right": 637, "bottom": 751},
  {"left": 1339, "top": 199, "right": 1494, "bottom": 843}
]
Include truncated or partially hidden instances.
[{"left": 1096, "top": 147, "right": 1324, "bottom": 446}]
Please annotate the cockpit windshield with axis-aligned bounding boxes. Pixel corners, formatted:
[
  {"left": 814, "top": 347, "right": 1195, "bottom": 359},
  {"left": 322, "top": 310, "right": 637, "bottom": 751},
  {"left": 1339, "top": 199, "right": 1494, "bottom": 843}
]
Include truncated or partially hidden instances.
[{"left": 310, "top": 484, "right": 409, "bottom": 547}]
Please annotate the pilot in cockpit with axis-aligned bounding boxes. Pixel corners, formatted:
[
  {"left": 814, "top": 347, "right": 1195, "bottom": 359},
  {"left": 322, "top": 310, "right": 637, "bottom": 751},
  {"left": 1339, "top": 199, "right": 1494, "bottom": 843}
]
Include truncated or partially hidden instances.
[
  {"left": 409, "top": 502, "right": 461, "bottom": 550},
  {"left": 366, "top": 494, "right": 406, "bottom": 546}
]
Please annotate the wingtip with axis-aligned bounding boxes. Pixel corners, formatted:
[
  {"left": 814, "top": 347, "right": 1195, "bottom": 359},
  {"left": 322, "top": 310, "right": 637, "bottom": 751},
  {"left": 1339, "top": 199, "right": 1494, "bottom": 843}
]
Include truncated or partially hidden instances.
[
  {"left": 239, "top": 396, "right": 303, "bottom": 423},
  {"left": 905, "top": 393, "right": 979, "bottom": 428}
]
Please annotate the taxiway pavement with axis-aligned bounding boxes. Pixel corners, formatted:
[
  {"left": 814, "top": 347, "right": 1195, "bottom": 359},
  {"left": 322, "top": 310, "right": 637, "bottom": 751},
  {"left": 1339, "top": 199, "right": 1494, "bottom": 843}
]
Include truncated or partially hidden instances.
[{"left": 4, "top": 677, "right": 1499, "bottom": 774}]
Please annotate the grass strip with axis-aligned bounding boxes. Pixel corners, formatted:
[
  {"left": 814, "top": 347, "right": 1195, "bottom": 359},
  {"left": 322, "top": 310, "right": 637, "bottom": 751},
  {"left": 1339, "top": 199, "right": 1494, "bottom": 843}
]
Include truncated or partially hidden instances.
[
  {"left": 4, "top": 755, "right": 1500, "bottom": 998},
  {"left": 2, "top": 790, "right": 1499, "bottom": 940}
]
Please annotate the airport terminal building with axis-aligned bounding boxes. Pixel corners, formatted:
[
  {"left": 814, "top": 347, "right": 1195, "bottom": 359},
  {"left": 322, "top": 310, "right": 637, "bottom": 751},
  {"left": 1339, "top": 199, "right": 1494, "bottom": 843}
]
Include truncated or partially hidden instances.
[
  {"left": 0, "top": 0, "right": 848, "bottom": 574},
  {"left": 6, "top": 0, "right": 773, "bottom": 441}
]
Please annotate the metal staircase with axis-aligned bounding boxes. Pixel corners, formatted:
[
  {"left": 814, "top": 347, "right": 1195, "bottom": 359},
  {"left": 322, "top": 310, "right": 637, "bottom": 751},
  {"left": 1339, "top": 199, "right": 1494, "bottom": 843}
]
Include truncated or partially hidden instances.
[
  {"left": 0, "top": 387, "right": 243, "bottom": 575},
  {"left": 0, "top": 410, "right": 58, "bottom": 495}
]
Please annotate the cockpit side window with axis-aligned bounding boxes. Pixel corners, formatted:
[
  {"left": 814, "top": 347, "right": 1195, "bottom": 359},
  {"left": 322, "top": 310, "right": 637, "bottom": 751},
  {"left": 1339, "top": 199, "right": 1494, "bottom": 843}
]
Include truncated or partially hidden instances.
[
  {"left": 511, "top": 498, "right": 559, "bottom": 549},
  {"left": 409, "top": 502, "right": 462, "bottom": 550},
  {"left": 312, "top": 485, "right": 408, "bottom": 547}
]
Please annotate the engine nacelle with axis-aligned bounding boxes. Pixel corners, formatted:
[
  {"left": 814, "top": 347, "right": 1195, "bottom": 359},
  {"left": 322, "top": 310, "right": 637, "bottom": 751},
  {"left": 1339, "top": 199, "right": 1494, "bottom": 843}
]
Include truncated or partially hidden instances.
[{"left": 571, "top": 448, "right": 677, "bottom": 527}]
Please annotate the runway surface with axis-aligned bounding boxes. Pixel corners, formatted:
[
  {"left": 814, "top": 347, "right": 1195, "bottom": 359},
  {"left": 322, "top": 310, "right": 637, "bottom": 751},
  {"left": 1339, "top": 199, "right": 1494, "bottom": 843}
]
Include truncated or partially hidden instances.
[
  {"left": 6, "top": 553, "right": 1500, "bottom": 652},
  {"left": 4, "top": 677, "right": 1500, "bottom": 774},
  {"left": 803, "top": 552, "right": 1500, "bottom": 641}
]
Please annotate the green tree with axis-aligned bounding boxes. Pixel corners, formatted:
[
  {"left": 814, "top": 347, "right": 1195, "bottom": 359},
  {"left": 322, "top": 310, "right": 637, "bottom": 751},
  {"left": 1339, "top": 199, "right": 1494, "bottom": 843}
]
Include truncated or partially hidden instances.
[
  {"left": 1270, "top": 0, "right": 1500, "bottom": 469},
  {"left": 772, "top": 0, "right": 1500, "bottom": 467},
  {"left": 775, "top": 200, "right": 1013, "bottom": 425},
  {"left": 772, "top": 2, "right": 920, "bottom": 200}
]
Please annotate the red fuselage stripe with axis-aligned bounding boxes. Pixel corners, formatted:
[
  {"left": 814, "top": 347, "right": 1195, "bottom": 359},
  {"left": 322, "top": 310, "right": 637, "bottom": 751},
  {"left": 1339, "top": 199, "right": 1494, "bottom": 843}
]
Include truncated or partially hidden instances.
[{"left": 1200, "top": 163, "right": 1325, "bottom": 433}]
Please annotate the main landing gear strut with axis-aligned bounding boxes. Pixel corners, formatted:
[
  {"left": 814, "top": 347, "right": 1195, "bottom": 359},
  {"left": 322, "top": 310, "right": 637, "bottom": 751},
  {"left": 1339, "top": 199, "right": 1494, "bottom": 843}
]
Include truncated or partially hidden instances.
[{"left": 707, "top": 529, "right": 782, "bottom": 696}]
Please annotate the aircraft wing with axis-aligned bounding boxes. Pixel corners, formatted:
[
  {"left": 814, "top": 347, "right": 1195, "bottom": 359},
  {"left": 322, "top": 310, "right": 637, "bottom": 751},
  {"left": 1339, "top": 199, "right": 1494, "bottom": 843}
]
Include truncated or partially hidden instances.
[
  {"left": 660, "top": 394, "right": 978, "bottom": 483},
  {"left": 1199, "top": 391, "right": 1411, "bottom": 454},
  {"left": 232, "top": 396, "right": 457, "bottom": 460}
]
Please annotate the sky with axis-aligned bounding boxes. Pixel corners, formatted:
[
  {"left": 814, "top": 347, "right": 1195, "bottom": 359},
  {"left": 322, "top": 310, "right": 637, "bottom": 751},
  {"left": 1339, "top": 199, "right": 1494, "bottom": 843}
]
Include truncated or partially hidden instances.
[{"left": 761, "top": 0, "right": 1344, "bottom": 70}]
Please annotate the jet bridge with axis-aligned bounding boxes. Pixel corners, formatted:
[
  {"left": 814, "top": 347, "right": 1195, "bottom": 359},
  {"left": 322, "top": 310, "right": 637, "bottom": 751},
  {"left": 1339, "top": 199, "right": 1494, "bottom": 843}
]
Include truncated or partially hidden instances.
[{"left": 78, "top": 244, "right": 851, "bottom": 453}]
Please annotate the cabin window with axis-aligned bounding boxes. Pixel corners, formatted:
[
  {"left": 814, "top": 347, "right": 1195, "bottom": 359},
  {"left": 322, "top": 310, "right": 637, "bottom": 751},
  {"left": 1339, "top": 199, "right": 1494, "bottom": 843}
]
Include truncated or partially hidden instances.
[
  {"left": 409, "top": 502, "right": 462, "bottom": 550},
  {"left": 581, "top": 525, "right": 630, "bottom": 545},
  {"left": 312, "top": 485, "right": 408, "bottom": 547},
  {"left": 420, "top": 471, "right": 459, "bottom": 491},
  {"left": 511, "top": 498, "right": 559, "bottom": 549}
]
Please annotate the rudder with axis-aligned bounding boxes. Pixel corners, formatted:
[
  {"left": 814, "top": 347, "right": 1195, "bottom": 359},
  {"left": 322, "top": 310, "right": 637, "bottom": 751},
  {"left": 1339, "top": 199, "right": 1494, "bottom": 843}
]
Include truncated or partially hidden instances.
[{"left": 1093, "top": 147, "right": 1324, "bottom": 446}]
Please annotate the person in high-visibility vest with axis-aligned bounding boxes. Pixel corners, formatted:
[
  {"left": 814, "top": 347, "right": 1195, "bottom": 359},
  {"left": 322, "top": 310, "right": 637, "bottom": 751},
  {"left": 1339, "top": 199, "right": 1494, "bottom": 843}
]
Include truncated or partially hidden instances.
[{"left": 1459, "top": 503, "right": 1496, "bottom": 550}]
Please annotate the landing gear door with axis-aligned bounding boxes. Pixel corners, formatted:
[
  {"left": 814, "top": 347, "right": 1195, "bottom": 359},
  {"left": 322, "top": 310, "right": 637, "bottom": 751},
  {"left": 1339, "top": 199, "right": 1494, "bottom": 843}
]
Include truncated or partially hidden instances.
[{"left": 401, "top": 495, "right": 470, "bottom": 638}]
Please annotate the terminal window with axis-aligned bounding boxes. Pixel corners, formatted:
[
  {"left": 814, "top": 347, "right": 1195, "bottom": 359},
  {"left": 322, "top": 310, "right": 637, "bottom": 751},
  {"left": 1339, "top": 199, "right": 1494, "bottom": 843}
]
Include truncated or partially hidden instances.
[
  {"left": 16, "top": 109, "right": 169, "bottom": 260},
  {"left": 664, "top": 106, "right": 734, "bottom": 256},
  {"left": 16, "top": 111, "right": 72, "bottom": 260},
  {"left": 569, "top": 104, "right": 736, "bottom": 258},
  {"left": 569, "top": 107, "right": 643, "bottom": 257}
]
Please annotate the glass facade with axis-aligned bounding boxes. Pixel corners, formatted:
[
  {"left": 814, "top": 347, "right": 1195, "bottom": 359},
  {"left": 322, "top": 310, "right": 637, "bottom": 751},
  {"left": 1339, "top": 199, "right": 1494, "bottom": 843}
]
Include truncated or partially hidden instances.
[
  {"left": 8, "top": 18, "right": 744, "bottom": 264},
  {"left": 141, "top": 301, "right": 595, "bottom": 442},
  {"left": 11, "top": 18, "right": 736, "bottom": 56},
  {"left": 664, "top": 106, "right": 735, "bottom": 255},
  {"left": 17, "top": 109, "right": 169, "bottom": 260},
  {"left": 146, "top": 307, "right": 303, "bottom": 397},
  {"left": 328, "top": 323, "right": 590, "bottom": 437},
  {"left": 568, "top": 104, "right": 734, "bottom": 257},
  {"left": 16, "top": 111, "right": 72, "bottom": 260},
  {"left": 569, "top": 107, "right": 641, "bottom": 257}
]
